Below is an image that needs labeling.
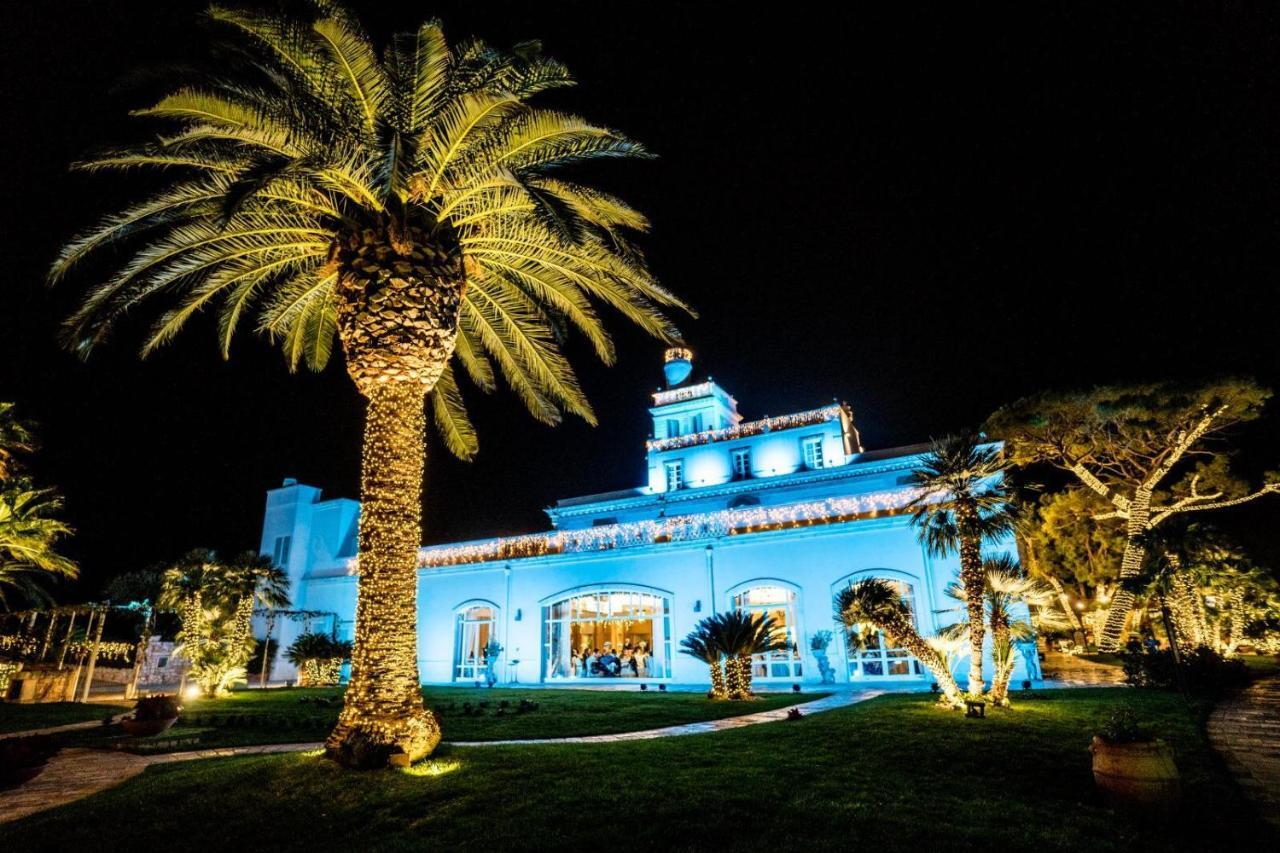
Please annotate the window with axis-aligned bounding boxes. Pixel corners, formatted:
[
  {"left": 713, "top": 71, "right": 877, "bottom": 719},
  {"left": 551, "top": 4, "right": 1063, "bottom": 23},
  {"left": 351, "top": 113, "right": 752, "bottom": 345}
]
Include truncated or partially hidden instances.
[
  {"left": 801, "top": 436, "right": 825, "bottom": 470},
  {"left": 731, "top": 585, "right": 802, "bottom": 679},
  {"left": 543, "top": 590, "right": 673, "bottom": 680},
  {"left": 271, "top": 535, "right": 292, "bottom": 567},
  {"left": 665, "top": 418, "right": 681, "bottom": 438},
  {"left": 664, "top": 461, "right": 684, "bottom": 491},
  {"left": 731, "top": 447, "right": 752, "bottom": 480},
  {"left": 843, "top": 579, "right": 924, "bottom": 679},
  {"left": 689, "top": 413, "right": 703, "bottom": 433},
  {"left": 454, "top": 605, "right": 499, "bottom": 681}
]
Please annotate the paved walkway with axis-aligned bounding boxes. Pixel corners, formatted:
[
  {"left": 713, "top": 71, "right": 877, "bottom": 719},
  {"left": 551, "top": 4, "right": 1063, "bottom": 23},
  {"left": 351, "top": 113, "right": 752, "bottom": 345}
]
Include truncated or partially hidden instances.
[
  {"left": 1207, "top": 676, "right": 1280, "bottom": 827},
  {"left": 0, "top": 712, "right": 129, "bottom": 741},
  {"left": 1040, "top": 651, "right": 1126, "bottom": 685},
  {"left": 0, "top": 688, "right": 877, "bottom": 825}
]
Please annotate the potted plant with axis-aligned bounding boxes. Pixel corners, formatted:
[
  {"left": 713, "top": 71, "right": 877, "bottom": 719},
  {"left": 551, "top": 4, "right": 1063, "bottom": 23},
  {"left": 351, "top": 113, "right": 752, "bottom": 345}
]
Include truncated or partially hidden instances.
[
  {"left": 121, "top": 693, "right": 181, "bottom": 736},
  {"left": 1089, "top": 706, "right": 1180, "bottom": 810},
  {"left": 810, "top": 630, "right": 836, "bottom": 684},
  {"left": 0, "top": 734, "right": 56, "bottom": 789}
]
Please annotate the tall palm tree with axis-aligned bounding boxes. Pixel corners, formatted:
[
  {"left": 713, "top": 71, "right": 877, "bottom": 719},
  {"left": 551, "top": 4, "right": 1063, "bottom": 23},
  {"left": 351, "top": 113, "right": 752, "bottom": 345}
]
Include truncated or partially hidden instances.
[
  {"left": 906, "top": 433, "right": 1015, "bottom": 696},
  {"left": 937, "top": 555, "right": 1067, "bottom": 705},
  {"left": 52, "top": 2, "right": 686, "bottom": 765},
  {"left": 836, "top": 579, "right": 964, "bottom": 707},
  {"left": 0, "top": 486, "right": 78, "bottom": 610},
  {"left": 705, "top": 610, "right": 787, "bottom": 699},
  {"left": 217, "top": 551, "right": 291, "bottom": 663},
  {"left": 679, "top": 619, "right": 727, "bottom": 699}
]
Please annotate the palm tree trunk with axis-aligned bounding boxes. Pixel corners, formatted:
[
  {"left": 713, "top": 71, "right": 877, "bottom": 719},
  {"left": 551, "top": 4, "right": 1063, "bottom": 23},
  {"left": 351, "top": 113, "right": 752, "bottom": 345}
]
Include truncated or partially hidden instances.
[
  {"left": 708, "top": 660, "right": 727, "bottom": 699},
  {"left": 738, "top": 653, "right": 754, "bottom": 698},
  {"left": 899, "top": 630, "right": 963, "bottom": 707},
  {"left": 989, "top": 621, "right": 1013, "bottom": 705},
  {"left": 327, "top": 383, "right": 441, "bottom": 766},
  {"left": 957, "top": 525, "right": 985, "bottom": 695}
]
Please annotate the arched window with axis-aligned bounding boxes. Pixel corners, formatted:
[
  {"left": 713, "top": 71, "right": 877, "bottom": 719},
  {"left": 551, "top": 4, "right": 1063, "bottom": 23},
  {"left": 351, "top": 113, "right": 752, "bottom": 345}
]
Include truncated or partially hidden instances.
[
  {"left": 842, "top": 579, "right": 925, "bottom": 679},
  {"left": 731, "top": 584, "right": 802, "bottom": 679},
  {"left": 542, "top": 588, "right": 672, "bottom": 680},
  {"left": 454, "top": 603, "right": 498, "bottom": 681}
]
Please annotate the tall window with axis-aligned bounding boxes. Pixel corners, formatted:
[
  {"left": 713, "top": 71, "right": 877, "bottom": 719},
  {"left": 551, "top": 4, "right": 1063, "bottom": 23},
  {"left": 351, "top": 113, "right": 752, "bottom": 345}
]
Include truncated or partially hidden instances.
[
  {"left": 454, "top": 604, "right": 498, "bottom": 681},
  {"left": 271, "top": 535, "right": 292, "bottom": 567},
  {"left": 731, "top": 585, "right": 802, "bottom": 679},
  {"left": 844, "top": 579, "right": 923, "bottom": 679},
  {"left": 731, "top": 447, "right": 752, "bottom": 480},
  {"left": 665, "top": 418, "right": 681, "bottom": 438},
  {"left": 664, "top": 460, "right": 684, "bottom": 491},
  {"left": 801, "top": 436, "right": 825, "bottom": 470},
  {"left": 543, "top": 590, "right": 673, "bottom": 680}
]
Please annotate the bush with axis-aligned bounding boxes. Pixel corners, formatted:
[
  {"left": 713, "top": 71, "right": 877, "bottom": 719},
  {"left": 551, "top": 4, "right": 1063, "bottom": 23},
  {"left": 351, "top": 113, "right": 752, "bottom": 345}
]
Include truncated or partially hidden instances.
[
  {"left": 0, "top": 734, "right": 57, "bottom": 789},
  {"left": 131, "top": 694, "right": 181, "bottom": 721},
  {"left": 1098, "top": 705, "right": 1151, "bottom": 744},
  {"left": 1121, "top": 645, "right": 1249, "bottom": 694}
]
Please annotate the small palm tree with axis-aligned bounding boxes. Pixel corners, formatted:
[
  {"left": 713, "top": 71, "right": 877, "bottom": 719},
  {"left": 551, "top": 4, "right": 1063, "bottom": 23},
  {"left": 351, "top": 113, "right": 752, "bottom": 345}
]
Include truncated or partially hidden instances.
[
  {"left": 0, "top": 486, "right": 78, "bottom": 610},
  {"left": 705, "top": 610, "right": 787, "bottom": 699},
  {"left": 938, "top": 555, "right": 1067, "bottom": 705},
  {"left": 52, "top": 2, "right": 687, "bottom": 765},
  {"left": 286, "top": 631, "right": 353, "bottom": 687},
  {"left": 907, "top": 433, "right": 1015, "bottom": 695},
  {"left": 835, "top": 579, "right": 963, "bottom": 707},
  {"left": 679, "top": 619, "right": 727, "bottom": 699}
]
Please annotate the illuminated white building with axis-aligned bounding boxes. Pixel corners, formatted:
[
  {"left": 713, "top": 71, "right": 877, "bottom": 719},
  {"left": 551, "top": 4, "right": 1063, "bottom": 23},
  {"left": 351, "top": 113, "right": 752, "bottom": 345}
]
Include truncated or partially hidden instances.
[{"left": 259, "top": 350, "right": 1039, "bottom": 688}]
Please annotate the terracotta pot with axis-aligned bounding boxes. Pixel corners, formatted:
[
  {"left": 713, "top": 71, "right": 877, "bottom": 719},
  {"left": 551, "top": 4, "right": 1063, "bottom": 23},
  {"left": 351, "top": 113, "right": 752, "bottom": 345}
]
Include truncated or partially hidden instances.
[
  {"left": 121, "top": 716, "right": 178, "bottom": 737},
  {"left": 1090, "top": 736, "right": 1181, "bottom": 810}
]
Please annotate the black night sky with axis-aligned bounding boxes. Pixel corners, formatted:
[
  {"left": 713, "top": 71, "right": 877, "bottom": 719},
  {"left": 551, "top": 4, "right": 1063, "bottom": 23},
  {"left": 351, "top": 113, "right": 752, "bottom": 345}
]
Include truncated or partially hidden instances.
[{"left": 2, "top": 2, "right": 1279, "bottom": 594}]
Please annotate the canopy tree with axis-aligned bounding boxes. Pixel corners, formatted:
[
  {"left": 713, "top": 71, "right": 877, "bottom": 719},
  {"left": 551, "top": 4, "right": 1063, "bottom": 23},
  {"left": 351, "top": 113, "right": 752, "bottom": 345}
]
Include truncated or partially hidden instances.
[
  {"left": 906, "top": 433, "right": 1016, "bottom": 695},
  {"left": 1016, "top": 487, "right": 1126, "bottom": 637},
  {"left": 51, "top": 1, "right": 686, "bottom": 765},
  {"left": 988, "top": 379, "right": 1280, "bottom": 651}
]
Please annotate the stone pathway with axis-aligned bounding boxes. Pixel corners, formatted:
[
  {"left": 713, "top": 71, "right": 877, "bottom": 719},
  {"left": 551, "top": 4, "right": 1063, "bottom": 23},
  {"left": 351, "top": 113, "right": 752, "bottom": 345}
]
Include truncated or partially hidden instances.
[
  {"left": 0, "top": 688, "right": 878, "bottom": 824},
  {"left": 0, "top": 748, "right": 149, "bottom": 825},
  {"left": 1207, "top": 676, "right": 1280, "bottom": 827},
  {"left": 1040, "top": 651, "right": 1126, "bottom": 685},
  {"left": 0, "top": 712, "right": 129, "bottom": 741}
]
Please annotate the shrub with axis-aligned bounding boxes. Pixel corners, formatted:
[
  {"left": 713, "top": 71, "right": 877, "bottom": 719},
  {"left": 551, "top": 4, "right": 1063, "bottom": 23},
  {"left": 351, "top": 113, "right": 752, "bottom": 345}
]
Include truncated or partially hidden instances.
[
  {"left": 131, "top": 694, "right": 180, "bottom": 721},
  {"left": 1121, "top": 645, "right": 1249, "bottom": 694},
  {"left": 1098, "top": 706, "right": 1151, "bottom": 744},
  {"left": 0, "top": 735, "right": 56, "bottom": 787}
]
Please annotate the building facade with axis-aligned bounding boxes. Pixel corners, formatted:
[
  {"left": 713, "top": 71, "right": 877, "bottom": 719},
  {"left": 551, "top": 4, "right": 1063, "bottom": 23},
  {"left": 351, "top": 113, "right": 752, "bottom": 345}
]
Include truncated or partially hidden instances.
[{"left": 258, "top": 350, "right": 1040, "bottom": 688}]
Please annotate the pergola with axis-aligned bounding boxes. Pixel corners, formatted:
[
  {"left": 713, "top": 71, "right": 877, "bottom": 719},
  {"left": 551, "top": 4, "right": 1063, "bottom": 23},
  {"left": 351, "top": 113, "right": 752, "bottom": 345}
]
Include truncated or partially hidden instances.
[{"left": 0, "top": 603, "right": 148, "bottom": 701}]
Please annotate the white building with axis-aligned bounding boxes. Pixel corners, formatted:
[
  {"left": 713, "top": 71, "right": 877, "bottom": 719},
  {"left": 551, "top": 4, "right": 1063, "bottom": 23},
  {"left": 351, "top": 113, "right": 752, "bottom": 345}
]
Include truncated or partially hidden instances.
[{"left": 259, "top": 349, "right": 1039, "bottom": 688}]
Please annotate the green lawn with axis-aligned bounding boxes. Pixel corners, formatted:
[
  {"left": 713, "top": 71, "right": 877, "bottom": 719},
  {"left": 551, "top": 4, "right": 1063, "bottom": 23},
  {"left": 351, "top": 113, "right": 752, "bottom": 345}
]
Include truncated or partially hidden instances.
[
  {"left": 57, "top": 687, "right": 817, "bottom": 753},
  {"left": 0, "top": 701, "right": 128, "bottom": 734},
  {"left": 2, "top": 688, "right": 1269, "bottom": 851}
]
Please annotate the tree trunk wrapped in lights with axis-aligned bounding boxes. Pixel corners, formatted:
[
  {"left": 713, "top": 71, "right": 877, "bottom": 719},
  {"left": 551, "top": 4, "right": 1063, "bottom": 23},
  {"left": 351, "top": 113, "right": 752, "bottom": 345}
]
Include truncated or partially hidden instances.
[
  {"left": 956, "top": 503, "right": 986, "bottom": 696},
  {"left": 325, "top": 226, "right": 463, "bottom": 767}
]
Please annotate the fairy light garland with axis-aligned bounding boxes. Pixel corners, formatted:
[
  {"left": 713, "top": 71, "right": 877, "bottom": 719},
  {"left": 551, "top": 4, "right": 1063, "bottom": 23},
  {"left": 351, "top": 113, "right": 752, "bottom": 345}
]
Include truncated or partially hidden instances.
[
  {"left": 646, "top": 405, "right": 844, "bottom": 453},
  {"left": 651, "top": 381, "right": 715, "bottom": 407},
  {"left": 299, "top": 657, "right": 343, "bottom": 687},
  {"left": 0, "top": 634, "right": 134, "bottom": 662},
  {"left": 403, "top": 487, "right": 931, "bottom": 570}
]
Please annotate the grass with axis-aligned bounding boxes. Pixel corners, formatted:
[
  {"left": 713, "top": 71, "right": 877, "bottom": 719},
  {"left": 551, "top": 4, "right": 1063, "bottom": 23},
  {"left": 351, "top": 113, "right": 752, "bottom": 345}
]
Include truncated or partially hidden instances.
[
  {"left": 1, "top": 688, "right": 1269, "bottom": 851},
  {"left": 0, "top": 701, "right": 128, "bottom": 734},
  {"left": 1238, "top": 654, "right": 1280, "bottom": 679},
  {"left": 55, "top": 686, "right": 816, "bottom": 753}
]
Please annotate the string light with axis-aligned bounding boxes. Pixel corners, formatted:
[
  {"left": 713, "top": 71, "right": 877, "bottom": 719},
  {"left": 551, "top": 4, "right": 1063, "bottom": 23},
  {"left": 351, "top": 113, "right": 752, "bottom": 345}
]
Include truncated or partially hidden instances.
[
  {"left": 646, "top": 405, "right": 844, "bottom": 453},
  {"left": 0, "top": 634, "right": 133, "bottom": 662},
  {"left": 651, "top": 381, "right": 716, "bottom": 407},
  {"left": 404, "top": 487, "right": 932, "bottom": 570},
  {"left": 299, "top": 657, "right": 343, "bottom": 687}
]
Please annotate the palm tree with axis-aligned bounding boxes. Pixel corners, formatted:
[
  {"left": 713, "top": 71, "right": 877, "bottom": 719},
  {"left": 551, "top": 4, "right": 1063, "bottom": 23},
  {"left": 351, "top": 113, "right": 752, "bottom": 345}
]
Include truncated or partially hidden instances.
[
  {"left": 679, "top": 619, "right": 727, "bottom": 699},
  {"left": 0, "top": 403, "right": 34, "bottom": 482},
  {"left": 705, "top": 610, "right": 788, "bottom": 699},
  {"left": 217, "top": 551, "right": 291, "bottom": 664},
  {"left": 0, "top": 486, "right": 78, "bottom": 609},
  {"left": 937, "top": 555, "right": 1067, "bottom": 705},
  {"left": 835, "top": 579, "right": 964, "bottom": 707},
  {"left": 52, "top": 2, "right": 687, "bottom": 765},
  {"left": 906, "top": 433, "right": 1015, "bottom": 696},
  {"left": 286, "top": 631, "right": 353, "bottom": 687}
]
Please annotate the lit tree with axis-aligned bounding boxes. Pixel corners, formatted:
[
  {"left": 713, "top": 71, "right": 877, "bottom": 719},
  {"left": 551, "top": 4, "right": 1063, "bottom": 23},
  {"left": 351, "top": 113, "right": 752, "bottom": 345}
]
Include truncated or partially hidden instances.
[
  {"left": 988, "top": 379, "right": 1280, "bottom": 651},
  {"left": 936, "top": 555, "right": 1068, "bottom": 705},
  {"left": 678, "top": 620, "right": 727, "bottom": 699},
  {"left": 0, "top": 405, "right": 77, "bottom": 609},
  {"left": 286, "top": 631, "right": 353, "bottom": 687},
  {"left": 159, "top": 549, "right": 289, "bottom": 697},
  {"left": 835, "top": 579, "right": 964, "bottom": 708},
  {"left": 1016, "top": 488, "right": 1126, "bottom": 638},
  {"left": 906, "top": 434, "right": 1016, "bottom": 695},
  {"left": 52, "top": 2, "right": 686, "bottom": 765},
  {"left": 0, "top": 403, "right": 34, "bottom": 482},
  {"left": 705, "top": 610, "right": 787, "bottom": 700}
]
